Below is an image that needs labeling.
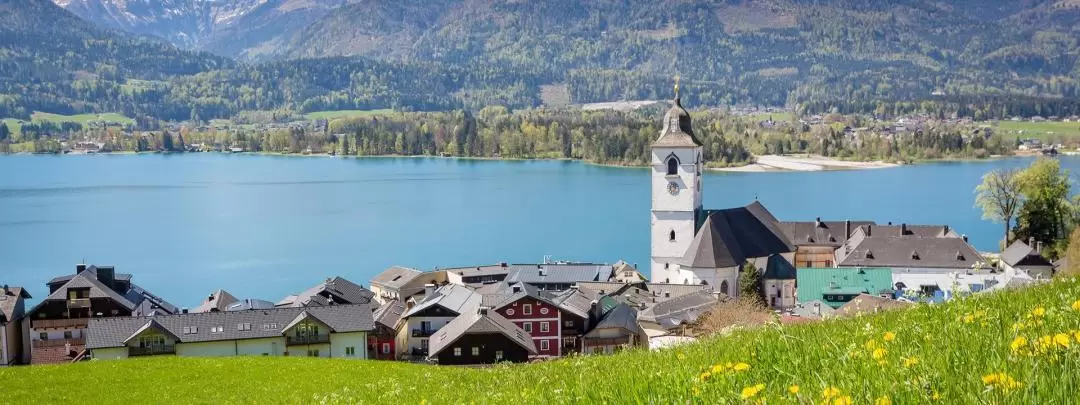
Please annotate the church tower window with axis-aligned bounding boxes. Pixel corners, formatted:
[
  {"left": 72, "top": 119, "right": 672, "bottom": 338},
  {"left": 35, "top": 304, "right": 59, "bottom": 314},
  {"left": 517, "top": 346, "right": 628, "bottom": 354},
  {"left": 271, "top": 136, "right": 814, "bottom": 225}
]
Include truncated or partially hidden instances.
[
  {"left": 669, "top": 230, "right": 676, "bottom": 242},
  {"left": 720, "top": 280, "right": 729, "bottom": 296},
  {"left": 666, "top": 156, "right": 679, "bottom": 175}
]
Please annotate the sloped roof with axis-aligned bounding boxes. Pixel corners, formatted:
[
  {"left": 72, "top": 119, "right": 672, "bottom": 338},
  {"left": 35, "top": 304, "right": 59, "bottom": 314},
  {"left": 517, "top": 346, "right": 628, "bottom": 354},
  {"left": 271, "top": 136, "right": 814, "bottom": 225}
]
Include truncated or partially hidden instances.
[
  {"left": 191, "top": 289, "right": 238, "bottom": 313},
  {"left": 758, "top": 254, "right": 797, "bottom": 280},
  {"left": 1000, "top": 240, "right": 1053, "bottom": 268},
  {"left": 0, "top": 286, "right": 31, "bottom": 323},
  {"left": 428, "top": 309, "right": 537, "bottom": 358},
  {"left": 857, "top": 224, "right": 960, "bottom": 238},
  {"left": 833, "top": 294, "right": 913, "bottom": 318},
  {"left": 779, "top": 220, "right": 874, "bottom": 247},
  {"left": 43, "top": 271, "right": 136, "bottom": 310},
  {"left": 548, "top": 288, "right": 594, "bottom": 319},
  {"left": 797, "top": 268, "right": 894, "bottom": 308},
  {"left": 277, "top": 276, "right": 374, "bottom": 307},
  {"left": 401, "top": 284, "right": 481, "bottom": 318},
  {"left": 586, "top": 303, "right": 644, "bottom": 337},
  {"left": 373, "top": 300, "right": 405, "bottom": 329},
  {"left": 653, "top": 97, "right": 702, "bottom": 148},
  {"left": 370, "top": 266, "right": 422, "bottom": 290},
  {"left": 87, "top": 304, "right": 374, "bottom": 349},
  {"left": 836, "top": 234, "right": 983, "bottom": 269},
  {"left": 122, "top": 319, "right": 179, "bottom": 344},
  {"left": 679, "top": 202, "right": 794, "bottom": 268},
  {"left": 282, "top": 310, "right": 334, "bottom": 333},
  {"left": 505, "top": 264, "right": 612, "bottom": 284},
  {"left": 32, "top": 266, "right": 177, "bottom": 316},
  {"left": 638, "top": 291, "right": 718, "bottom": 329}
]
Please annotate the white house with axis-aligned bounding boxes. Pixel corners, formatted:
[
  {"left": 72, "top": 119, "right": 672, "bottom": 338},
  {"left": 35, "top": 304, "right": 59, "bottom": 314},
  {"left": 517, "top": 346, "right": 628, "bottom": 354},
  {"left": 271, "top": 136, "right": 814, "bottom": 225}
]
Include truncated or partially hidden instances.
[
  {"left": 86, "top": 304, "right": 374, "bottom": 360},
  {"left": 397, "top": 283, "right": 480, "bottom": 360}
]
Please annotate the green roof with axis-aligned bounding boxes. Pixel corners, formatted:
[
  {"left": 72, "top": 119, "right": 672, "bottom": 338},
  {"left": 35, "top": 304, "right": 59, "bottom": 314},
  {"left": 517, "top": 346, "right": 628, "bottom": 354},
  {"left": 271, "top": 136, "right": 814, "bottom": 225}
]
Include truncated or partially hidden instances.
[{"left": 797, "top": 268, "right": 893, "bottom": 308}]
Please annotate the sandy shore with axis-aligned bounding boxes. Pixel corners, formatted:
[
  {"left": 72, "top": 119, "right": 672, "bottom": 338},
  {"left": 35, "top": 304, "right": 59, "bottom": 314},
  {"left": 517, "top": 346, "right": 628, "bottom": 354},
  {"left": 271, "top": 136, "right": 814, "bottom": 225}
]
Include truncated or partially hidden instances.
[{"left": 715, "top": 155, "right": 900, "bottom": 172}]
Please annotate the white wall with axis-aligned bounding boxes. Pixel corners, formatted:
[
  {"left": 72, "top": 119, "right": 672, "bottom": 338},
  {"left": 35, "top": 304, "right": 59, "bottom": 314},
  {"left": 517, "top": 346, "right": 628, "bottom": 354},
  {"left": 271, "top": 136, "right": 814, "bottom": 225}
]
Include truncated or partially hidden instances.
[
  {"left": 236, "top": 338, "right": 283, "bottom": 356},
  {"left": 285, "top": 343, "right": 330, "bottom": 358},
  {"left": 176, "top": 340, "right": 238, "bottom": 357},
  {"left": 651, "top": 145, "right": 703, "bottom": 281},
  {"left": 30, "top": 327, "right": 84, "bottom": 342},
  {"left": 1, "top": 324, "right": 8, "bottom": 366},
  {"left": 765, "top": 279, "right": 797, "bottom": 308},
  {"left": 91, "top": 347, "right": 128, "bottom": 360},
  {"left": 329, "top": 332, "right": 368, "bottom": 359},
  {"left": 404, "top": 316, "right": 454, "bottom": 352},
  {"left": 891, "top": 268, "right": 1005, "bottom": 294}
]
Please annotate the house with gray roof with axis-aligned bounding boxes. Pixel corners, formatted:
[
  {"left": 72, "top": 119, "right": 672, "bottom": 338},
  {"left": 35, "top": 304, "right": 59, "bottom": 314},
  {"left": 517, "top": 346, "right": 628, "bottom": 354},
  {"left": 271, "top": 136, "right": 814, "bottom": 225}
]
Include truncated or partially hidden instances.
[
  {"left": 505, "top": 263, "right": 614, "bottom": 291},
  {"left": 191, "top": 289, "right": 238, "bottom": 313},
  {"left": 1, "top": 285, "right": 32, "bottom": 366},
  {"left": 25, "top": 264, "right": 178, "bottom": 365},
  {"left": 1000, "top": 239, "right": 1055, "bottom": 279},
  {"left": 428, "top": 307, "right": 536, "bottom": 365},
  {"left": 369, "top": 266, "right": 423, "bottom": 304},
  {"left": 86, "top": 303, "right": 374, "bottom": 361},
  {"left": 276, "top": 276, "right": 374, "bottom": 308},
  {"left": 583, "top": 303, "right": 647, "bottom": 354},
  {"left": 779, "top": 219, "right": 874, "bottom": 268},
  {"left": 370, "top": 300, "right": 405, "bottom": 360},
  {"left": 398, "top": 284, "right": 481, "bottom": 360},
  {"left": 638, "top": 291, "right": 719, "bottom": 332}
]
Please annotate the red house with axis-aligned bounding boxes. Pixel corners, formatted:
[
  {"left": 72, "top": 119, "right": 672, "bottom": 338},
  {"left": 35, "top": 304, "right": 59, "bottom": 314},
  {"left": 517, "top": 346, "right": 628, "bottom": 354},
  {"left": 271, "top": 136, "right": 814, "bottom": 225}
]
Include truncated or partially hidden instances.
[
  {"left": 491, "top": 284, "right": 590, "bottom": 358},
  {"left": 368, "top": 300, "right": 403, "bottom": 360}
]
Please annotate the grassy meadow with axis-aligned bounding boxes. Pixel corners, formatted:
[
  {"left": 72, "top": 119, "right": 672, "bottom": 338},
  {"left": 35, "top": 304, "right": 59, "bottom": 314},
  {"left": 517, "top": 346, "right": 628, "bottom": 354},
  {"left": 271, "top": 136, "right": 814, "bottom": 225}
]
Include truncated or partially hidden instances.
[
  {"left": 2, "top": 112, "right": 134, "bottom": 137},
  {"left": 5, "top": 279, "right": 1080, "bottom": 403},
  {"left": 304, "top": 109, "right": 396, "bottom": 121},
  {"left": 996, "top": 120, "right": 1080, "bottom": 142}
]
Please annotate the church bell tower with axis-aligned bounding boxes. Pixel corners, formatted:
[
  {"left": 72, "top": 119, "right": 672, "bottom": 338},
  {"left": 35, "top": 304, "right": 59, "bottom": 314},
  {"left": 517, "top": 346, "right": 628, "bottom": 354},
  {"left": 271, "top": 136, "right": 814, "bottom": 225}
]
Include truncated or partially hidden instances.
[{"left": 650, "top": 78, "right": 704, "bottom": 284}]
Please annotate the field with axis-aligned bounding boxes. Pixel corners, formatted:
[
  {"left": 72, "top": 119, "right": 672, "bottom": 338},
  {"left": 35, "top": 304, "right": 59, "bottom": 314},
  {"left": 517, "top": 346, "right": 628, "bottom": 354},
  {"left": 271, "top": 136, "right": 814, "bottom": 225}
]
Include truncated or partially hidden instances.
[
  {"left": 996, "top": 120, "right": 1080, "bottom": 142},
  {"left": 304, "top": 109, "right": 395, "bottom": 120},
  {"left": 5, "top": 279, "right": 1080, "bottom": 403},
  {"left": 1, "top": 112, "right": 134, "bottom": 137}
]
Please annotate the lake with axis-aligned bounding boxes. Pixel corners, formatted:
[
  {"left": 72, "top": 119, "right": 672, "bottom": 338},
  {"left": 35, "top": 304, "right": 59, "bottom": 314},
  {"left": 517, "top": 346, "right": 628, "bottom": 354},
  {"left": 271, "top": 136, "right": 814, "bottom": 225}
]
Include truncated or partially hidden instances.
[{"left": 0, "top": 154, "right": 1070, "bottom": 308}]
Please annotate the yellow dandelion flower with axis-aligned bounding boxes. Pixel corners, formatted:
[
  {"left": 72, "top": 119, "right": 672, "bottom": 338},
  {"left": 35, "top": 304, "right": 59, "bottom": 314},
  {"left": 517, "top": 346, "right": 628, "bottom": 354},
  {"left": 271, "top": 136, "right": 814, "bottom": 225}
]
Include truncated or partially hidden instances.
[
  {"left": 1054, "top": 333, "right": 1071, "bottom": 348},
  {"left": 1010, "top": 336, "right": 1029, "bottom": 354},
  {"left": 1073, "top": 330, "right": 1080, "bottom": 343},
  {"left": 1031, "top": 306, "right": 1046, "bottom": 318},
  {"left": 788, "top": 385, "right": 800, "bottom": 395},
  {"left": 875, "top": 396, "right": 892, "bottom": 405},
  {"left": 932, "top": 391, "right": 941, "bottom": 401},
  {"left": 740, "top": 383, "right": 765, "bottom": 400},
  {"left": 710, "top": 364, "right": 726, "bottom": 374},
  {"left": 962, "top": 313, "right": 976, "bottom": 324},
  {"left": 902, "top": 357, "right": 919, "bottom": 368},
  {"left": 822, "top": 386, "right": 841, "bottom": 399},
  {"left": 1072, "top": 300, "right": 1080, "bottom": 312},
  {"left": 699, "top": 371, "right": 712, "bottom": 382},
  {"left": 983, "top": 372, "right": 1021, "bottom": 392},
  {"left": 1034, "top": 335, "right": 1054, "bottom": 354},
  {"left": 732, "top": 362, "right": 750, "bottom": 372},
  {"left": 981, "top": 373, "right": 999, "bottom": 385},
  {"left": 872, "top": 347, "right": 887, "bottom": 360},
  {"left": 883, "top": 331, "right": 896, "bottom": 342},
  {"left": 677, "top": 353, "right": 687, "bottom": 361},
  {"left": 833, "top": 395, "right": 853, "bottom": 405},
  {"left": 865, "top": 339, "right": 879, "bottom": 350},
  {"left": 692, "top": 386, "right": 701, "bottom": 396}
]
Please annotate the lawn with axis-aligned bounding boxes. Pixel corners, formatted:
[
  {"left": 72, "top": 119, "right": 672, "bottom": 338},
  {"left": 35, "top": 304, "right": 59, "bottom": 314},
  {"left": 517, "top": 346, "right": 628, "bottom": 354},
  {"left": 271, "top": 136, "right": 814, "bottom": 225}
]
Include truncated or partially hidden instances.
[
  {"left": 996, "top": 120, "right": 1080, "bottom": 141},
  {"left": 304, "top": 109, "right": 396, "bottom": 121},
  {"left": 5, "top": 279, "right": 1080, "bottom": 403}
]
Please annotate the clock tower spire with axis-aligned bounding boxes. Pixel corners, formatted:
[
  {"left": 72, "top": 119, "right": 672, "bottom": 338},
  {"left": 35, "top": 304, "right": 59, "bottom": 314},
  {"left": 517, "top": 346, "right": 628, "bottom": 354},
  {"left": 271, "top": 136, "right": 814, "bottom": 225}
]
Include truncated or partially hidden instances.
[{"left": 650, "top": 78, "right": 704, "bottom": 284}]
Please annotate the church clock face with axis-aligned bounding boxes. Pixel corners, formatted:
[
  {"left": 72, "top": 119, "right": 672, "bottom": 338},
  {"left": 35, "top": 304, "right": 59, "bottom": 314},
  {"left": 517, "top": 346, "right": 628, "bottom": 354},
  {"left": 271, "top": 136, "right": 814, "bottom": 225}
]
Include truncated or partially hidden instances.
[{"left": 667, "top": 181, "right": 679, "bottom": 196}]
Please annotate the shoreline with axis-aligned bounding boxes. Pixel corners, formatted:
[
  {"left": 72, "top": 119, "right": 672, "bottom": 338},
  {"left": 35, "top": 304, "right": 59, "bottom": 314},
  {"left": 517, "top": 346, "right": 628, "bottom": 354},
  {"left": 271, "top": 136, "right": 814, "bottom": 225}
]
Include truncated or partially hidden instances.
[{"left": 1, "top": 151, "right": 1029, "bottom": 173}]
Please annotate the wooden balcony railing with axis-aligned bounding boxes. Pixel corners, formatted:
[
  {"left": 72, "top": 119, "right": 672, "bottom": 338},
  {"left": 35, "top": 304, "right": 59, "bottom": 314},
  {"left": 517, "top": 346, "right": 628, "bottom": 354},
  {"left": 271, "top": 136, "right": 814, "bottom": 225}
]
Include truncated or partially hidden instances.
[
  {"left": 286, "top": 335, "right": 330, "bottom": 346},
  {"left": 31, "top": 318, "right": 88, "bottom": 330},
  {"left": 32, "top": 337, "right": 85, "bottom": 348},
  {"left": 129, "top": 345, "right": 176, "bottom": 357},
  {"left": 66, "top": 298, "right": 91, "bottom": 309}
]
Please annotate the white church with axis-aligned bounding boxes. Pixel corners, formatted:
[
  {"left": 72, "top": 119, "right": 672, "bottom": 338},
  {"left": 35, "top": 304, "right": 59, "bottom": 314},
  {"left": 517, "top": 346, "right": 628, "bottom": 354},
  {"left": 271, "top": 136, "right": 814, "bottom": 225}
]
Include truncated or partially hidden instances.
[{"left": 649, "top": 88, "right": 795, "bottom": 298}]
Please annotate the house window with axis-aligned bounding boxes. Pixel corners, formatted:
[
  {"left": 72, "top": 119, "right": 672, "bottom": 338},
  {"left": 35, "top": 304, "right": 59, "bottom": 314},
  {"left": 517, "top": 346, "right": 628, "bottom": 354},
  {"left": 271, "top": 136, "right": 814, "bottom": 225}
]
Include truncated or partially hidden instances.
[
  {"left": 666, "top": 156, "right": 679, "bottom": 175},
  {"left": 454, "top": 347, "right": 462, "bottom": 356},
  {"left": 539, "top": 307, "right": 549, "bottom": 315},
  {"left": 345, "top": 347, "right": 355, "bottom": 356},
  {"left": 238, "top": 323, "right": 252, "bottom": 331},
  {"left": 523, "top": 322, "right": 532, "bottom": 333},
  {"left": 825, "top": 260, "right": 833, "bottom": 267},
  {"left": 211, "top": 326, "right": 223, "bottom": 334},
  {"left": 39, "top": 332, "right": 48, "bottom": 340},
  {"left": 63, "top": 331, "right": 73, "bottom": 339},
  {"left": 307, "top": 349, "right": 319, "bottom": 357},
  {"left": 421, "top": 339, "right": 429, "bottom": 351},
  {"left": 540, "top": 322, "right": 550, "bottom": 333},
  {"left": 540, "top": 340, "right": 550, "bottom": 351},
  {"left": 669, "top": 230, "right": 676, "bottom": 242},
  {"left": 804, "top": 261, "right": 813, "bottom": 268},
  {"left": 523, "top": 304, "right": 533, "bottom": 315},
  {"left": 720, "top": 280, "right": 729, "bottom": 296},
  {"left": 506, "top": 309, "right": 515, "bottom": 316},
  {"left": 495, "top": 351, "right": 504, "bottom": 361},
  {"left": 382, "top": 343, "right": 390, "bottom": 354},
  {"left": 471, "top": 347, "right": 480, "bottom": 356},
  {"left": 564, "top": 320, "right": 574, "bottom": 328}
]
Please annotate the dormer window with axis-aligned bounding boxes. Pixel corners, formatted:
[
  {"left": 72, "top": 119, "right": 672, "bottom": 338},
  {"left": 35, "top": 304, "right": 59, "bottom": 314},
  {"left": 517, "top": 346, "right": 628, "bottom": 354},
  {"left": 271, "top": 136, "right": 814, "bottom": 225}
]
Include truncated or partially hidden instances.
[
  {"left": 911, "top": 251, "right": 920, "bottom": 260},
  {"left": 669, "top": 230, "right": 676, "bottom": 242},
  {"left": 666, "top": 155, "right": 679, "bottom": 175},
  {"left": 865, "top": 250, "right": 874, "bottom": 259}
]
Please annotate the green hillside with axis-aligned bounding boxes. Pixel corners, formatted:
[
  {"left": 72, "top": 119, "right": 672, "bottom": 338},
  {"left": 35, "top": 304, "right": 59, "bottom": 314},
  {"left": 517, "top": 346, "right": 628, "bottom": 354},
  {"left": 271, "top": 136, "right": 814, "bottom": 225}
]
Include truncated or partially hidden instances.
[{"left": 6, "top": 278, "right": 1080, "bottom": 403}]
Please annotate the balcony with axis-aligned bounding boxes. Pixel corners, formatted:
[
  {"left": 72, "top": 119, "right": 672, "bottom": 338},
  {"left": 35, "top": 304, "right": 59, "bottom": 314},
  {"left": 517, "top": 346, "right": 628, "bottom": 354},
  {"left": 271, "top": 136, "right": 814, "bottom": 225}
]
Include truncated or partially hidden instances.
[
  {"left": 411, "top": 329, "right": 437, "bottom": 337},
  {"left": 67, "top": 298, "right": 91, "bottom": 309},
  {"left": 32, "top": 337, "right": 86, "bottom": 349},
  {"left": 31, "top": 318, "right": 88, "bottom": 330},
  {"left": 129, "top": 345, "right": 176, "bottom": 357},
  {"left": 286, "top": 335, "right": 330, "bottom": 346}
]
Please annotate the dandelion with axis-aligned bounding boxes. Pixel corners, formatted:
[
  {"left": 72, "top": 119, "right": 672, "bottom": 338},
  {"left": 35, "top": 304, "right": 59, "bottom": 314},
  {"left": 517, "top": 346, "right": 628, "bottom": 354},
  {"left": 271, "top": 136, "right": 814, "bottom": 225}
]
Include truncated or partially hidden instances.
[
  {"left": 732, "top": 362, "right": 750, "bottom": 372},
  {"left": 822, "top": 386, "right": 841, "bottom": 400},
  {"left": 1031, "top": 306, "right": 1046, "bottom": 318},
  {"left": 740, "top": 384, "right": 765, "bottom": 400},
  {"left": 982, "top": 372, "right": 1021, "bottom": 392},
  {"left": 883, "top": 331, "right": 896, "bottom": 342},
  {"left": 902, "top": 357, "right": 919, "bottom": 368},
  {"left": 1072, "top": 299, "right": 1080, "bottom": 312},
  {"left": 1010, "top": 336, "right": 1029, "bottom": 355},
  {"left": 698, "top": 371, "right": 712, "bottom": 382},
  {"left": 932, "top": 391, "right": 941, "bottom": 401},
  {"left": 788, "top": 385, "right": 800, "bottom": 395},
  {"left": 677, "top": 353, "right": 687, "bottom": 361},
  {"left": 865, "top": 339, "right": 879, "bottom": 350},
  {"left": 833, "top": 396, "right": 853, "bottom": 405},
  {"left": 710, "top": 364, "right": 726, "bottom": 374},
  {"left": 1054, "top": 333, "right": 1071, "bottom": 348},
  {"left": 1034, "top": 335, "right": 1054, "bottom": 355},
  {"left": 875, "top": 396, "right": 892, "bottom": 405},
  {"left": 962, "top": 313, "right": 976, "bottom": 324},
  {"left": 872, "top": 347, "right": 887, "bottom": 361}
]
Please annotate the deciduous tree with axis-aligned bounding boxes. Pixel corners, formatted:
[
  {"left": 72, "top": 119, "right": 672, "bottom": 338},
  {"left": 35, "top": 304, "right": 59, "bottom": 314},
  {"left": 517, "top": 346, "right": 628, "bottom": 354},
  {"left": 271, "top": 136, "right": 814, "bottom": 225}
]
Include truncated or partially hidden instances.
[{"left": 974, "top": 168, "right": 1022, "bottom": 249}]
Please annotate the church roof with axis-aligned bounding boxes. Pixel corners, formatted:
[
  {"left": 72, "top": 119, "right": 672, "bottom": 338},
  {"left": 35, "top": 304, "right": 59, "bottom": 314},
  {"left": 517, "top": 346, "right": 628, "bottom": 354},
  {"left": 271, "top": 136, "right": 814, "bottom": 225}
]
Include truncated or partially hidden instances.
[
  {"left": 653, "top": 97, "right": 702, "bottom": 148},
  {"left": 678, "top": 201, "right": 794, "bottom": 268}
]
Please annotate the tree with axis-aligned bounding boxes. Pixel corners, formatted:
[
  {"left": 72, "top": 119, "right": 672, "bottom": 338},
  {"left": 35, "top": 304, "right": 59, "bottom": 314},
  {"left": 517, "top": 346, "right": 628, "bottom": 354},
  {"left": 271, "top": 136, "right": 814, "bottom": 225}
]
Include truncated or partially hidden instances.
[
  {"left": 738, "top": 260, "right": 764, "bottom": 305},
  {"left": 0, "top": 122, "right": 8, "bottom": 142},
  {"left": 1013, "top": 158, "right": 1074, "bottom": 259},
  {"left": 162, "top": 132, "right": 175, "bottom": 151},
  {"left": 975, "top": 168, "right": 1022, "bottom": 249},
  {"left": 1063, "top": 226, "right": 1080, "bottom": 277},
  {"left": 341, "top": 134, "right": 350, "bottom": 155}
]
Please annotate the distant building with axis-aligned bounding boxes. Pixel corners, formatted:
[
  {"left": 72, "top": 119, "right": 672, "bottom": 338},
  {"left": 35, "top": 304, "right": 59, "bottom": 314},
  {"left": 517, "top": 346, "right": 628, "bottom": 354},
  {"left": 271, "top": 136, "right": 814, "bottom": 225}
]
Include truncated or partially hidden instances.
[
  {"left": 797, "top": 267, "right": 894, "bottom": 309},
  {"left": 369, "top": 266, "right": 422, "bottom": 304},
  {"left": 25, "top": 264, "right": 178, "bottom": 364},
  {"left": 276, "top": 276, "right": 374, "bottom": 307},
  {"left": 757, "top": 254, "right": 798, "bottom": 309},
  {"left": 369, "top": 301, "right": 404, "bottom": 360},
  {"left": 1000, "top": 239, "right": 1055, "bottom": 280},
  {"left": 779, "top": 219, "right": 873, "bottom": 268},
  {"left": 190, "top": 289, "right": 238, "bottom": 313},
  {"left": 489, "top": 283, "right": 578, "bottom": 358},
  {"left": 398, "top": 284, "right": 481, "bottom": 360},
  {"left": 427, "top": 307, "right": 536, "bottom": 365},
  {"left": 583, "top": 303, "right": 647, "bottom": 355},
  {"left": 86, "top": 304, "right": 374, "bottom": 360},
  {"left": 1, "top": 285, "right": 32, "bottom": 365}
]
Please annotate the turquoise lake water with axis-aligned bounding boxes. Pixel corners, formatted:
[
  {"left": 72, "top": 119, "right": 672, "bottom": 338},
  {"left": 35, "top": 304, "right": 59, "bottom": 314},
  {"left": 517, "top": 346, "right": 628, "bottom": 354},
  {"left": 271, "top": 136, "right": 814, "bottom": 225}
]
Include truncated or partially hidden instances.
[{"left": 0, "top": 154, "right": 1070, "bottom": 308}]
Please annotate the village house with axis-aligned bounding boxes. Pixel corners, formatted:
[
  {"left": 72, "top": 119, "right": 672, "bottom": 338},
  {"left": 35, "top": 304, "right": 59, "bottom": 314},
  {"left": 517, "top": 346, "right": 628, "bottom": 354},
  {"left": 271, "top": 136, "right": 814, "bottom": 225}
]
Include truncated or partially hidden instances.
[
  {"left": 779, "top": 219, "right": 873, "bottom": 268},
  {"left": 637, "top": 290, "right": 718, "bottom": 337},
  {"left": 488, "top": 283, "right": 576, "bottom": 358},
  {"left": 25, "top": 264, "right": 177, "bottom": 364},
  {"left": 1, "top": 285, "right": 32, "bottom": 365},
  {"left": 191, "top": 289, "right": 238, "bottom": 313},
  {"left": 398, "top": 283, "right": 481, "bottom": 360},
  {"left": 504, "top": 263, "right": 615, "bottom": 291},
  {"left": 427, "top": 307, "right": 536, "bottom": 365},
  {"left": 369, "top": 266, "right": 423, "bottom": 304},
  {"left": 369, "top": 300, "right": 404, "bottom": 360},
  {"left": 582, "top": 302, "right": 647, "bottom": 354},
  {"left": 276, "top": 276, "right": 374, "bottom": 307},
  {"left": 446, "top": 264, "right": 514, "bottom": 285},
  {"left": 999, "top": 239, "right": 1055, "bottom": 280},
  {"left": 757, "top": 254, "right": 798, "bottom": 309},
  {"left": 86, "top": 304, "right": 374, "bottom": 360},
  {"left": 797, "top": 267, "right": 894, "bottom": 308}
]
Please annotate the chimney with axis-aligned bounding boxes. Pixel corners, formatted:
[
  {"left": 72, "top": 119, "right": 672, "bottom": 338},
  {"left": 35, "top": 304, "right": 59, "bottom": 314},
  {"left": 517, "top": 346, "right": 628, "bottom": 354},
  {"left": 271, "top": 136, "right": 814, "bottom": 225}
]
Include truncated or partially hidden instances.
[
  {"left": 424, "top": 283, "right": 436, "bottom": 298},
  {"left": 815, "top": 217, "right": 822, "bottom": 226},
  {"left": 943, "top": 225, "right": 949, "bottom": 235},
  {"left": 845, "top": 220, "right": 851, "bottom": 237},
  {"left": 1029, "top": 236, "right": 1036, "bottom": 248},
  {"left": 813, "top": 302, "right": 821, "bottom": 316},
  {"left": 207, "top": 293, "right": 215, "bottom": 302},
  {"left": 901, "top": 223, "right": 908, "bottom": 235},
  {"left": 866, "top": 225, "right": 871, "bottom": 237},
  {"left": 478, "top": 306, "right": 489, "bottom": 315},
  {"left": 2, "top": 284, "right": 8, "bottom": 294},
  {"left": 589, "top": 300, "right": 602, "bottom": 323},
  {"left": 1036, "top": 241, "right": 1043, "bottom": 254},
  {"left": 539, "top": 268, "right": 547, "bottom": 277},
  {"left": 76, "top": 264, "right": 87, "bottom": 274},
  {"left": 962, "top": 234, "right": 968, "bottom": 243},
  {"left": 500, "top": 262, "right": 508, "bottom": 267}
]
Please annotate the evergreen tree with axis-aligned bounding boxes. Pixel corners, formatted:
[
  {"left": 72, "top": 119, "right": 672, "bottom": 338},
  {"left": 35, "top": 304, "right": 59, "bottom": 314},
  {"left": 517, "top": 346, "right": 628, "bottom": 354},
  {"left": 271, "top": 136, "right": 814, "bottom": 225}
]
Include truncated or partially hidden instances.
[
  {"left": 341, "top": 134, "right": 350, "bottom": 155},
  {"left": 0, "top": 122, "right": 8, "bottom": 142},
  {"left": 738, "top": 261, "right": 764, "bottom": 305},
  {"left": 162, "top": 132, "right": 174, "bottom": 151}
]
